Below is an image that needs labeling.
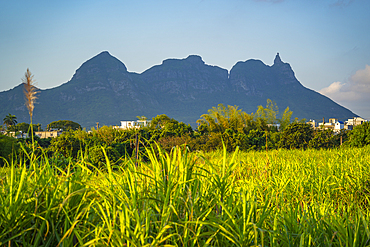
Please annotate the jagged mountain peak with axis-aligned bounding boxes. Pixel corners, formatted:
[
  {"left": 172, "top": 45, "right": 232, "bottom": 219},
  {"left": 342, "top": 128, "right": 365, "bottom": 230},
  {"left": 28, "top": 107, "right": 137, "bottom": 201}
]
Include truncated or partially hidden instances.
[
  {"left": 232, "top": 53, "right": 285, "bottom": 70},
  {"left": 270, "top": 53, "right": 298, "bottom": 84},
  {"left": 272, "top": 52, "right": 292, "bottom": 71},
  {"left": 273, "top": 52, "right": 283, "bottom": 65},
  {"left": 0, "top": 51, "right": 358, "bottom": 128},
  {"left": 69, "top": 51, "right": 129, "bottom": 83},
  {"left": 75, "top": 51, "right": 127, "bottom": 75}
]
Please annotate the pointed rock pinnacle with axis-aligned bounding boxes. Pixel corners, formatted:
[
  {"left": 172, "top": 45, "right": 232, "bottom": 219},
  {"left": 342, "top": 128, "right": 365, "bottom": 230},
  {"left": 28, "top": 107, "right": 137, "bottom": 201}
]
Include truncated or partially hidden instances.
[{"left": 274, "top": 52, "right": 283, "bottom": 65}]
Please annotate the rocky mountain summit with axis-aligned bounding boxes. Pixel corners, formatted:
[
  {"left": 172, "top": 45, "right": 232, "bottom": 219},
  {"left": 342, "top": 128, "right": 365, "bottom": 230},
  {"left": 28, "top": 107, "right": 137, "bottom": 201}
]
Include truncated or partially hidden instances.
[{"left": 0, "top": 51, "right": 357, "bottom": 128}]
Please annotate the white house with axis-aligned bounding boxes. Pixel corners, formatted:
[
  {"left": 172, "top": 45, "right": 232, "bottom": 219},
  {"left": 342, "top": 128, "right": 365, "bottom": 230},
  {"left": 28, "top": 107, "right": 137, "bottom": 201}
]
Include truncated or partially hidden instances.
[
  {"left": 308, "top": 117, "right": 368, "bottom": 132},
  {"left": 318, "top": 122, "right": 335, "bottom": 130},
  {"left": 35, "top": 130, "right": 63, "bottom": 138},
  {"left": 334, "top": 121, "right": 344, "bottom": 132},
  {"left": 317, "top": 118, "right": 345, "bottom": 132},
  {"left": 346, "top": 117, "right": 367, "bottom": 126},
  {"left": 114, "top": 120, "right": 151, "bottom": 130},
  {"left": 4, "top": 131, "right": 29, "bottom": 139},
  {"left": 306, "top": 119, "right": 316, "bottom": 128}
]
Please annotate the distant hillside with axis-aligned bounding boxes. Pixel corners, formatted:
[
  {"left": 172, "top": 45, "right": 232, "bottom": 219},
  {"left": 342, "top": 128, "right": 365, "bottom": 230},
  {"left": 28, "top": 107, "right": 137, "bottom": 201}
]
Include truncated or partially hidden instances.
[{"left": 0, "top": 51, "right": 358, "bottom": 128}]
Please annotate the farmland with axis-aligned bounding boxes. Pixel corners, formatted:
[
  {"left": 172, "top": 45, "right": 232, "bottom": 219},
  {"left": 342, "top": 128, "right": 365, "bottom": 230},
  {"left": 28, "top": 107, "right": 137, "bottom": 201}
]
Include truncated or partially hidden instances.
[{"left": 1, "top": 144, "right": 370, "bottom": 246}]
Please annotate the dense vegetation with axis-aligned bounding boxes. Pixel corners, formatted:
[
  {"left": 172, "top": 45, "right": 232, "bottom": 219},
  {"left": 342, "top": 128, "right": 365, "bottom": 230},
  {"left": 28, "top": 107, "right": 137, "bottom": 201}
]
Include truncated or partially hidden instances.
[
  {"left": 1, "top": 143, "right": 370, "bottom": 245},
  {"left": 46, "top": 120, "right": 82, "bottom": 131},
  {"left": 0, "top": 100, "right": 368, "bottom": 166},
  {"left": 1, "top": 99, "right": 370, "bottom": 245}
]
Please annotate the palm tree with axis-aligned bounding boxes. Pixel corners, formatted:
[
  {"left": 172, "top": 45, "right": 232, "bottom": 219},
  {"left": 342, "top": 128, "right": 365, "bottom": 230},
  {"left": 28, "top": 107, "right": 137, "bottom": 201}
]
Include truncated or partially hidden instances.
[{"left": 3, "top": 113, "right": 17, "bottom": 129}]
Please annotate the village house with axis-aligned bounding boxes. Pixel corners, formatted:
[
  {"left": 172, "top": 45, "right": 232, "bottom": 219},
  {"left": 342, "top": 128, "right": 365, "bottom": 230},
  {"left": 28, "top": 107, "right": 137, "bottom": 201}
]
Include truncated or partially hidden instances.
[
  {"left": 334, "top": 121, "right": 344, "bottom": 132},
  {"left": 3, "top": 131, "right": 29, "bottom": 139},
  {"left": 267, "top": 123, "right": 281, "bottom": 129},
  {"left": 306, "top": 119, "right": 316, "bottom": 128},
  {"left": 318, "top": 118, "right": 337, "bottom": 130},
  {"left": 308, "top": 117, "right": 368, "bottom": 133},
  {"left": 35, "top": 130, "right": 63, "bottom": 138},
  {"left": 113, "top": 119, "right": 151, "bottom": 130},
  {"left": 346, "top": 117, "right": 367, "bottom": 129}
]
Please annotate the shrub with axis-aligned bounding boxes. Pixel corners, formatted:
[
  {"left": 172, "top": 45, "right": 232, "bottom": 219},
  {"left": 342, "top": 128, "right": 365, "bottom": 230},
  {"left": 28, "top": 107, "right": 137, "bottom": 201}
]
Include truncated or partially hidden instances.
[
  {"left": 348, "top": 122, "right": 370, "bottom": 147},
  {"left": 88, "top": 146, "right": 121, "bottom": 168},
  {"left": 0, "top": 135, "right": 19, "bottom": 166},
  {"left": 48, "top": 130, "right": 85, "bottom": 158},
  {"left": 278, "top": 122, "right": 313, "bottom": 149}
]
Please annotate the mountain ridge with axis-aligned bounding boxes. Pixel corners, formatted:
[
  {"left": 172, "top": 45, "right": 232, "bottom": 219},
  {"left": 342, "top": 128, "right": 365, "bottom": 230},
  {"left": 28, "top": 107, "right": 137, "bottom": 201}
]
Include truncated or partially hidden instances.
[{"left": 0, "top": 51, "right": 358, "bottom": 128}]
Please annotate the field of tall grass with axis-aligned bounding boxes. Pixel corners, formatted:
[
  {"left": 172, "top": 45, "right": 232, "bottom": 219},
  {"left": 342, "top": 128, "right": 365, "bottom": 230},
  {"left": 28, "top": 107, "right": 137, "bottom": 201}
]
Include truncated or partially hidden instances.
[{"left": 1, "top": 144, "right": 370, "bottom": 246}]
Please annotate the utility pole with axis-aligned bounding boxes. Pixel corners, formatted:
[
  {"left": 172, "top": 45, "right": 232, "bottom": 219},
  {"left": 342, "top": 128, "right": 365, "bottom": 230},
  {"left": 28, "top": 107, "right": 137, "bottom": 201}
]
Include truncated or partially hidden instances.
[{"left": 96, "top": 122, "right": 99, "bottom": 130}]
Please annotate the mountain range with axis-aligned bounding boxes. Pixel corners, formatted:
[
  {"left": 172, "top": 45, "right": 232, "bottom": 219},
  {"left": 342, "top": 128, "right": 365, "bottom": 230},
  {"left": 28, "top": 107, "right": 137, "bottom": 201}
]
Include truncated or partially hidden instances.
[{"left": 0, "top": 51, "right": 358, "bottom": 128}]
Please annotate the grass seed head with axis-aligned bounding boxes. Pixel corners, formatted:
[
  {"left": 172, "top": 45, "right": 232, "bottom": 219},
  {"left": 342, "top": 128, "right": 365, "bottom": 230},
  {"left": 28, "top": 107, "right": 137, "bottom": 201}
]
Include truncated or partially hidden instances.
[{"left": 22, "top": 68, "right": 38, "bottom": 119}]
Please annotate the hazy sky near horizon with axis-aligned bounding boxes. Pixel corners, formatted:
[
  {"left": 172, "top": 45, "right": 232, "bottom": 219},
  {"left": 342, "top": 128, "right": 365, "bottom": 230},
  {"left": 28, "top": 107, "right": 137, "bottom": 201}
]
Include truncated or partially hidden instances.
[{"left": 1, "top": 0, "right": 369, "bottom": 119}]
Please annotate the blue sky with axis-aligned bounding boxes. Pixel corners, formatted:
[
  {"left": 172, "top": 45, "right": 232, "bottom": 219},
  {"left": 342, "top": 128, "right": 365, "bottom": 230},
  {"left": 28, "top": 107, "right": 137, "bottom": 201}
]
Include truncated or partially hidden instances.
[{"left": 1, "top": 0, "right": 369, "bottom": 119}]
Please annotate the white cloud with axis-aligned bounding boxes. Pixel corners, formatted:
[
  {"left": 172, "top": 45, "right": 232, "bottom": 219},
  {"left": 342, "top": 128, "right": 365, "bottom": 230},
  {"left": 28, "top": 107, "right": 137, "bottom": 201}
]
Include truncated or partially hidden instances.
[
  {"left": 320, "top": 65, "right": 370, "bottom": 119},
  {"left": 319, "top": 81, "right": 358, "bottom": 101},
  {"left": 350, "top": 65, "right": 370, "bottom": 93},
  {"left": 320, "top": 65, "right": 370, "bottom": 101},
  {"left": 320, "top": 81, "right": 343, "bottom": 94}
]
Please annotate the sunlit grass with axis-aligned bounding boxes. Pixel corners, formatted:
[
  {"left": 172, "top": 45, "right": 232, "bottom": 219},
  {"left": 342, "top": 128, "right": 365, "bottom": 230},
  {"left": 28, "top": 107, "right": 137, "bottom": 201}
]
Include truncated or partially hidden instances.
[{"left": 1, "top": 145, "right": 370, "bottom": 246}]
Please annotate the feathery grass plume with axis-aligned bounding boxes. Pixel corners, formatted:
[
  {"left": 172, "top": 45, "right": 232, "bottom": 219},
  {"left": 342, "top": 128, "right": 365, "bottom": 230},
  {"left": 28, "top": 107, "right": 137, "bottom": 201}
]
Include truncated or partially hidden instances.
[
  {"left": 23, "top": 68, "right": 38, "bottom": 120},
  {"left": 23, "top": 68, "right": 39, "bottom": 153}
]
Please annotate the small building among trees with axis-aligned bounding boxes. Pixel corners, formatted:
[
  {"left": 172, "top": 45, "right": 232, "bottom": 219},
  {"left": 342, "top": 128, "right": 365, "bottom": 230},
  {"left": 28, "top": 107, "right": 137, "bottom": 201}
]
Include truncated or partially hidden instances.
[
  {"left": 35, "top": 130, "right": 63, "bottom": 138},
  {"left": 113, "top": 119, "right": 151, "bottom": 130}
]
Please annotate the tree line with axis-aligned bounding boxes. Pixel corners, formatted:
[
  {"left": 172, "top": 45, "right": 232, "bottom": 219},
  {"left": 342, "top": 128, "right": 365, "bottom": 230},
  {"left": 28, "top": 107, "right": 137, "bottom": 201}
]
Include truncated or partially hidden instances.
[{"left": 1, "top": 99, "right": 369, "bottom": 167}]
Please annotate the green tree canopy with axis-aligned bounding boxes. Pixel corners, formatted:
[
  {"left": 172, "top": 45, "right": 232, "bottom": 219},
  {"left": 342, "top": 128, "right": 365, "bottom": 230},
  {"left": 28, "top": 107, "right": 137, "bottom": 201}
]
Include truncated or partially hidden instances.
[
  {"left": 308, "top": 128, "right": 343, "bottom": 149},
  {"left": 88, "top": 146, "right": 121, "bottom": 169},
  {"left": 197, "top": 100, "right": 292, "bottom": 134},
  {"left": 150, "top": 114, "right": 173, "bottom": 129},
  {"left": 0, "top": 134, "right": 19, "bottom": 166},
  {"left": 278, "top": 122, "right": 313, "bottom": 149},
  {"left": 149, "top": 114, "right": 193, "bottom": 139},
  {"left": 347, "top": 122, "right": 370, "bottom": 147},
  {"left": 48, "top": 130, "right": 85, "bottom": 158},
  {"left": 196, "top": 104, "right": 253, "bottom": 133},
  {"left": 47, "top": 120, "right": 81, "bottom": 131},
  {"left": 254, "top": 99, "right": 279, "bottom": 124},
  {"left": 253, "top": 99, "right": 293, "bottom": 130},
  {"left": 15, "top": 122, "right": 30, "bottom": 133},
  {"left": 279, "top": 106, "right": 293, "bottom": 131}
]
